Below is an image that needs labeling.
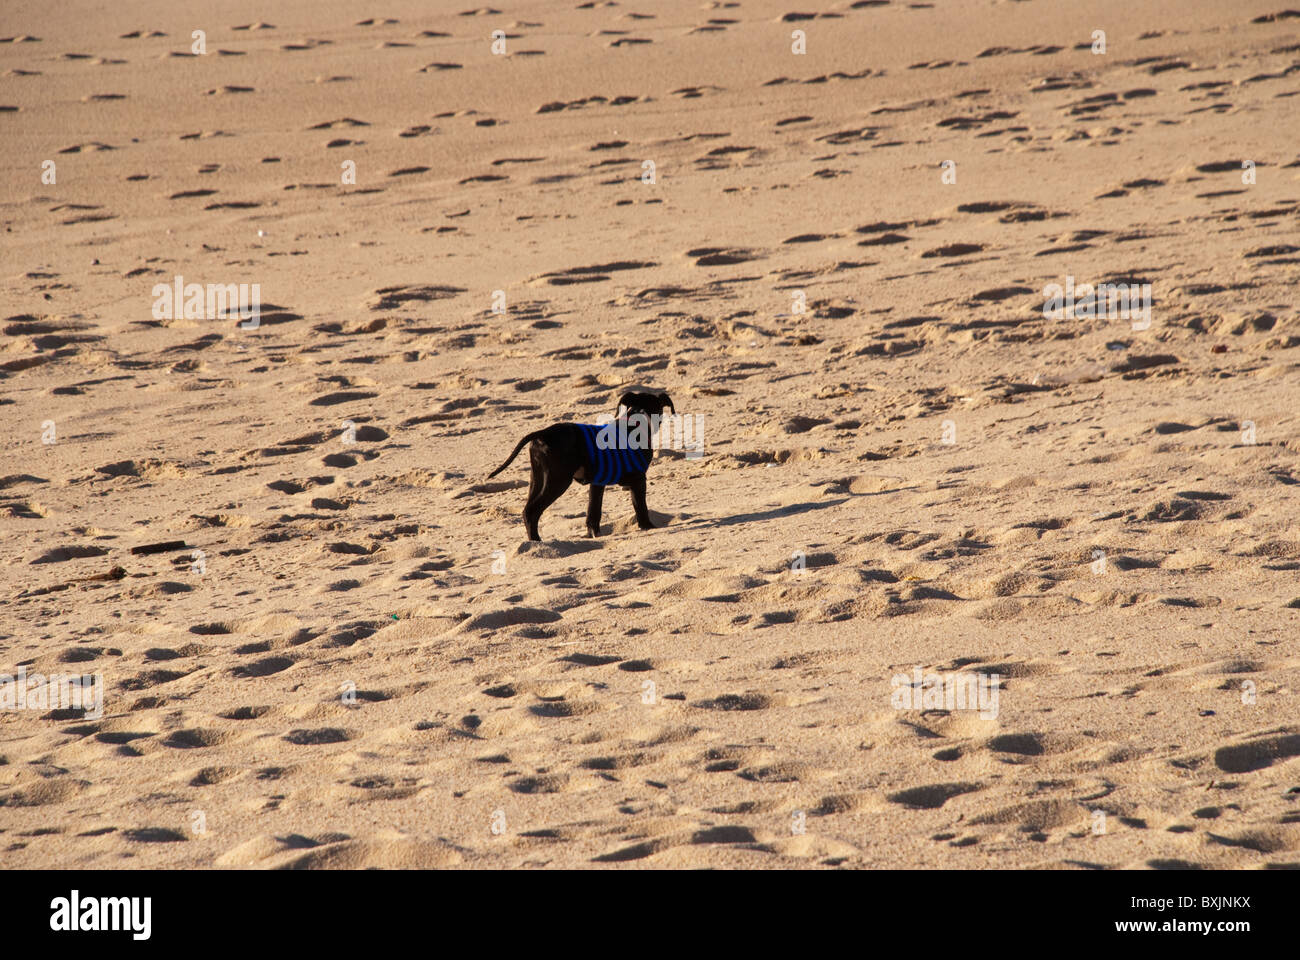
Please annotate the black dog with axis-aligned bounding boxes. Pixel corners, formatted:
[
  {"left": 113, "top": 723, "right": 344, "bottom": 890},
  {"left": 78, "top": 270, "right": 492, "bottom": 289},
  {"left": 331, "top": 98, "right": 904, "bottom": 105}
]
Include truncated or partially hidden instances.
[{"left": 488, "top": 391, "right": 674, "bottom": 540}]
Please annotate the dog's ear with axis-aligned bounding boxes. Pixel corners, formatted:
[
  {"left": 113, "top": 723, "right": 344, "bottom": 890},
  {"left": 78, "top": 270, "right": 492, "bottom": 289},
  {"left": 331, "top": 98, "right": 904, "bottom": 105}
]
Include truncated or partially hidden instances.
[
  {"left": 658, "top": 392, "right": 675, "bottom": 414},
  {"left": 616, "top": 391, "right": 641, "bottom": 418}
]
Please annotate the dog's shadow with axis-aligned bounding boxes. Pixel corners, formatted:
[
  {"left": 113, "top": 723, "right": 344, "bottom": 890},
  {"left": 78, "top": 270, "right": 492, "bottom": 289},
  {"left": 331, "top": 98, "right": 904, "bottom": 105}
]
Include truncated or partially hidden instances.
[
  {"left": 515, "top": 539, "right": 604, "bottom": 558},
  {"left": 559, "top": 486, "right": 920, "bottom": 538},
  {"left": 673, "top": 485, "right": 922, "bottom": 532},
  {"left": 679, "top": 497, "right": 847, "bottom": 531}
]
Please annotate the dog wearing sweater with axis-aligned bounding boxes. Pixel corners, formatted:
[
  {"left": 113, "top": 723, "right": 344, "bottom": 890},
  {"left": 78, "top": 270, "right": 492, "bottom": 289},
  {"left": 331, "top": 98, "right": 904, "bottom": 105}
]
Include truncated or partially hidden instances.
[{"left": 488, "top": 391, "right": 674, "bottom": 541}]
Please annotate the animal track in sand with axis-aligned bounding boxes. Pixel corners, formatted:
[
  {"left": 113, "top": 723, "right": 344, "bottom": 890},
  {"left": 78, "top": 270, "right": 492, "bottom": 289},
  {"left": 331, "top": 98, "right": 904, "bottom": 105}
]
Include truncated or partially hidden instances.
[
  {"left": 309, "top": 390, "right": 379, "bottom": 407},
  {"left": 307, "top": 117, "right": 369, "bottom": 130},
  {"left": 688, "top": 246, "right": 764, "bottom": 266},
  {"left": 121, "top": 829, "right": 186, "bottom": 844},
  {"left": 970, "top": 799, "right": 1087, "bottom": 831},
  {"left": 693, "top": 692, "right": 784, "bottom": 711},
  {"left": 591, "top": 824, "right": 763, "bottom": 863},
  {"left": 231, "top": 655, "right": 296, "bottom": 679},
  {"left": 280, "top": 39, "right": 333, "bottom": 51},
  {"left": 921, "top": 243, "right": 984, "bottom": 258},
  {"left": 252, "top": 835, "right": 461, "bottom": 869},
  {"left": 367, "top": 284, "right": 466, "bottom": 311},
  {"left": 163, "top": 727, "right": 240, "bottom": 749},
  {"left": 220, "top": 705, "right": 272, "bottom": 720},
  {"left": 888, "top": 782, "right": 983, "bottom": 809},
  {"left": 284, "top": 728, "right": 354, "bottom": 745},
  {"left": 536, "top": 94, "right": 648, "bottom": 114},
  {"left": 529, "top": 699, "right": 613, "bottom": 718},
  {"left": 189, "top": 766, "right": 242, "bottom": 786},
  {"left": 673, "top": 85, "right": 723, "bottom": 99},
  {"left": 528, "top": 260, "right": 656, "bottom": 285},
  {"left": 986, "top": 732, "right": 1085, "bottom": 757},
  {"left": 1212, "top": 729, "right": 1300, "bottom": 773}
]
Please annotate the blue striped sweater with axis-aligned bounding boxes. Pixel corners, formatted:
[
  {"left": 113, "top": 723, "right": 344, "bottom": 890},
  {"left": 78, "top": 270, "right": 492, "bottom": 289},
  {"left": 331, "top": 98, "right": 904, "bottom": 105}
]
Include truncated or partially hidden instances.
[{"left": 575, "top": 422, "right": 653, "bottom": 486}]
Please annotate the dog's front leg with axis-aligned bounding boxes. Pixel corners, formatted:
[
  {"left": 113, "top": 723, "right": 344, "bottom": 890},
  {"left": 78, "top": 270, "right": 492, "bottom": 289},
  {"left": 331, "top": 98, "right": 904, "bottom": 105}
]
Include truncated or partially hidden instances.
[
  {"left": 586, "top": 484, "right": 605, "bottom": 538},
  {"left": 627, "top": 474, "right": 655, "bottom": 530}
]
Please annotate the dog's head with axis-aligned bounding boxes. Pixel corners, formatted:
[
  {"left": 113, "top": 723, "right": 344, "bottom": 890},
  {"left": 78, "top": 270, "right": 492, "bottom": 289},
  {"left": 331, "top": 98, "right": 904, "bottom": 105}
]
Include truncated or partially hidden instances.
[
  {"left": 614, "top": 391, "right": 674, "bottom": 449},
  {"left": 615, "top": 391, "right": 675, "bottom": 422},
  {"left": 613, "top": 390, "right": 676, "bottom": 416}
]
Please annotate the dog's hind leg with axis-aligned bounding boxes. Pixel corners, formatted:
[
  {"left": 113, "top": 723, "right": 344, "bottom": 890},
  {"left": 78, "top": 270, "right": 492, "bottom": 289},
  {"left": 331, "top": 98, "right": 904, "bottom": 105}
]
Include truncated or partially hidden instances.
[
  {"left": 522, "top": 454, "right": 543, "bottom": 540},
  {"left": 625, "top": 474, "right": 656, "bottom": 530},
  {"left": 585, "top": 484, "right": 605, "bottom": 538},
  {"left": 523, "top": 445, "right": 573, "bottom": 541}
]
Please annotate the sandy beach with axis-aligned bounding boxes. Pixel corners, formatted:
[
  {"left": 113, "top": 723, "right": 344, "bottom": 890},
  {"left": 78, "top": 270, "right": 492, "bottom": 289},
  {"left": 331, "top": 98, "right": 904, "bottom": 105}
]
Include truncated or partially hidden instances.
[{"left": 2, "top": 0, "right": 1298, "bottom": 869}]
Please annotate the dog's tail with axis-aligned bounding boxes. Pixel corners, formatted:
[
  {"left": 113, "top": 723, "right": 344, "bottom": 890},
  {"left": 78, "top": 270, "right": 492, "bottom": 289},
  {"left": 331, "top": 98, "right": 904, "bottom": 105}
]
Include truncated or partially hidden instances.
[{"left": 488, "top": 430, "right": 545, "bottom": 479}]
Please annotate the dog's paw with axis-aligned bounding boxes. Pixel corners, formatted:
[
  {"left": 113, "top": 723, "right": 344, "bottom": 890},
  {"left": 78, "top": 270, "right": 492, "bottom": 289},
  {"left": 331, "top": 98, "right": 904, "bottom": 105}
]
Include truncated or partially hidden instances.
[{"left": 613, "top": 510, "right": 674, "bottom": 534}]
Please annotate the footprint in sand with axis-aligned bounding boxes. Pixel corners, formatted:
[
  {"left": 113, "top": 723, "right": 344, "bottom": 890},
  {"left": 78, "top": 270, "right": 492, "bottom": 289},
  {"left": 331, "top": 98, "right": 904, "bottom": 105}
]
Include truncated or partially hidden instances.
[
  {"left": 284, "top": 728, "right": 354, "bottom": 745},
  {"left": 888, "top": 781, "right": 982, "bottom": 809},
  {"left": 689, "top": 246, "right": 763, "bottom": 266},
  {"left": 308, "top": 117, "right": 369, "bottom": 130},
  {"left": 368, "top": 284, "right": 465, "bottom": 310},
  {"left": 531, "top": 260, "right": 656, "bottom": 286},
  {"left": 920, "top": 243, "right": 984, "bottom": 258},
  {"left": 57, "top": 142, "right": 115, "bottom": 153}
]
